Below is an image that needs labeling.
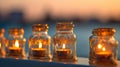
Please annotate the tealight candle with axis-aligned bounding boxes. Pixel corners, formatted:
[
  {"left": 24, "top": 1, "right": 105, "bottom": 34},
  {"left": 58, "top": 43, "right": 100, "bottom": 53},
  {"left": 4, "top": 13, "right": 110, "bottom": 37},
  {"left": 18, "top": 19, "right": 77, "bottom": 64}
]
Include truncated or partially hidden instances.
[
  {"left": 8, "top": 40, "right": 22, "bottom": 56},
  {"left": 95, "top": 44, "right": 114, "bottom": 64},
  {"left": 96, "top": 52, "right": 112, "bottom": 60},
  {"left": 31, "top": 42, "right": 46, "bottom": 57},
  {"left": 56, "top": 44, "right": 71, "bottom": 59}
]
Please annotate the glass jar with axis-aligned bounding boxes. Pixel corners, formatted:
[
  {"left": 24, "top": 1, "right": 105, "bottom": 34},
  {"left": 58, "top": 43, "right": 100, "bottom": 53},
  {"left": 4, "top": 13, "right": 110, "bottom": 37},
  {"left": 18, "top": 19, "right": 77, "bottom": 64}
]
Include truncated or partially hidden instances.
[
  {"left": 89, "top": 28, "right": 119, "bottom": 66},
  {"left": 0, "top": 28, "right": 6, "bottom": 57},
  {"left": 28, "top": 24, "right": 51, "bottom": 61},
  {"left": 52, "top": 22, "right": 77, "bottom": 63},
  {"left": 6, "top": 28, "right": 26, "bottom": 59}
]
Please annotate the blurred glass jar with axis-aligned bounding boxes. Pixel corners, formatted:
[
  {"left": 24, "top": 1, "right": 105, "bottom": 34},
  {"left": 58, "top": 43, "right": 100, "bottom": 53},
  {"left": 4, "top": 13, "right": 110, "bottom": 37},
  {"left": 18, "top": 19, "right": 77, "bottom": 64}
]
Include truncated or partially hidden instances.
[
  {"left": 6, "top": 28, "right": 26, "bottom": 59},
  {"left": 52, "top": 22, "right": 77, "bottom": 63},
  {"left": 89, "top": 28, "right": 119, "bottom": 66},
  {"left": 0, "top": 28, "right": 6, "bottom": 57},
  {"left": 28, "top": 24, "right": 51, "bottom": 61}
]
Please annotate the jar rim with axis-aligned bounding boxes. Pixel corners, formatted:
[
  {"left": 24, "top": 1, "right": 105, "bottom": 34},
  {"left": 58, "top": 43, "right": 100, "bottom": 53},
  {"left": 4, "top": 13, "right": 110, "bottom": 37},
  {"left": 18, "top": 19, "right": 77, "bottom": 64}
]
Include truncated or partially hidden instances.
[
  {"left": 32, "top": 24, "right": 49, "bottom": 32},
  {"left": 9, "top": 28, "right": 24, "bottom": 35},
  {"left": 56, "top": 22, "right": 74, "bottom": 31},
  {"left": 92, "top": 28, "right": 116, "bottom": 36}
]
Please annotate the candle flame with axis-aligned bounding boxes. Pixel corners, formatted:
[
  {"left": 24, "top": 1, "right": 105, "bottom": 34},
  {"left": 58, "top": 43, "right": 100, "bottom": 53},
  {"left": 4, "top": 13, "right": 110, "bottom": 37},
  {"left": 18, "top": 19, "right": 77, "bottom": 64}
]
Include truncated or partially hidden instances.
[
  {"left": 98, "top": 44, "right": 102, "bottom": 49},
  {"left": 39, "top": 42, "right": 42, "bottom": 48},
  {"left": 62, "top": 44, "right": 66, "bottom": 49},
  {"left": 102, "top": 47, "right": 106, "bottom": 51},
  {"left": 15, "top": 40, "right": 19, "bottom": 48},
  {"left": 97, "top": 44, "right": 106, "bottom": 51},
  {"left": 0, "top": 43, "right": 1, "bottom": 48}
]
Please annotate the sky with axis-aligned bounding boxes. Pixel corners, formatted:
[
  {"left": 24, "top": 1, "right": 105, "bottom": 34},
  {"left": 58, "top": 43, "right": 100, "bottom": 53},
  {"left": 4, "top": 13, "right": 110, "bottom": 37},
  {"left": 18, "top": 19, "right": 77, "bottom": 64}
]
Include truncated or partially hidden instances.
[{"left": 0, "top": 0, "right": 120, "bottom": 21}]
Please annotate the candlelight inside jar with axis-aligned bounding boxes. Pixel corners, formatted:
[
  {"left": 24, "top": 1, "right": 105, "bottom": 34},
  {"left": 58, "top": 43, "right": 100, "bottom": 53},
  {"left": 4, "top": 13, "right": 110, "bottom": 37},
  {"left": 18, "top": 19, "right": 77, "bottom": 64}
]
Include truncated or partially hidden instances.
[
  {"left": 95, "top": 43, "right": 115, "bottom": 64},
  {"left": 0, "top": 43, "right": 1, "bottom": 48},
  {"left": 14, "top": 40, "right": 19, "bottom": 48},
  {"left": 29, "top": 24, "right": 51, "bottom": 61},
  {"left": 53, "top": 22, "right": 77, "bottom": 62},
  {"left": 89, "top": 28, "right": 119, "bottom": 66},
  {"left": 7, "top": 28, "right": 26, "bottom": 59},
  {"left": 56, "top": 44, "right": 72, "bottom": 59},
  {"left": 96, "top": 51, "right": 112, "bottom": 59},
  {"left": 8, "top": 40, "right": 22, "bottom": 56},
  {"left": 31, "top": 42, "right": 46, "bottom": 57},
  {"left": 96, "top": 43, "right": 112, "bottom": 56}
]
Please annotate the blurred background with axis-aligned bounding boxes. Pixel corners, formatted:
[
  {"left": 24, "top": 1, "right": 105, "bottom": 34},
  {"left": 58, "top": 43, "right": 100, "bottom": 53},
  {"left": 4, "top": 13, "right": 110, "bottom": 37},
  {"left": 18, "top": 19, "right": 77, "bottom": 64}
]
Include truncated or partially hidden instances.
[{"left": 0, "top": 0, "right": 120, "bottom": 59}]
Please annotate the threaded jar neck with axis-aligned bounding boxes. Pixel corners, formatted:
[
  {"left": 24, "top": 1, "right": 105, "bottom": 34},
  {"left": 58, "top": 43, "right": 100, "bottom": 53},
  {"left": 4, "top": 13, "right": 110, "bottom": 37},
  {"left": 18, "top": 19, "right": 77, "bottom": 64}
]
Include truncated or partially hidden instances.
[
  {"left": 92, "top": 28, "right": 116, "bottom": 36},
  {"left": 56, "top": 22, "right": 74, "bottom": 32},
  {"left": 32, "top": 24, "right": 48, "bottom": 33},
  {"left": 9, "top": 28, "right": 24, "bottom": 35}
]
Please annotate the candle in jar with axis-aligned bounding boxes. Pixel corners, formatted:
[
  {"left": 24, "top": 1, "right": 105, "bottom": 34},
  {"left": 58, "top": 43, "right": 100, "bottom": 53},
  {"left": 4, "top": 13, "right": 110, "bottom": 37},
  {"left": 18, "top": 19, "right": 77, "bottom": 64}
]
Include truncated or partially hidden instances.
[
  {"left": 96, "top": 44, "right": 112, "bottom": 62},
  {"left": 31, "top": 42, "right": 46, "bottom": 57},
  {"left": 56, "top": 44, "right": 71, "bottom": 59},
  {"left": 0, "top": 43, "right": 1, "bottom": 50},
  {"left": 96, "top": 51, "right": 112, "bottom": 60},
  {"left": 8, "top": 40, "right": 22, "bottom": 56}
]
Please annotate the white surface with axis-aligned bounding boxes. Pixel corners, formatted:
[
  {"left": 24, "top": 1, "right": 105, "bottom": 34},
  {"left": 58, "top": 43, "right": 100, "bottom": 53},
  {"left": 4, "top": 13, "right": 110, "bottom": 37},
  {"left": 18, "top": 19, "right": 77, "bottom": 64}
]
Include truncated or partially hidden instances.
[
  {"left": 77, "top": 57, "right": 120, "bottom": 67},
  {"left": 77, "top": 57, "right": 89, "bottom": 65}
]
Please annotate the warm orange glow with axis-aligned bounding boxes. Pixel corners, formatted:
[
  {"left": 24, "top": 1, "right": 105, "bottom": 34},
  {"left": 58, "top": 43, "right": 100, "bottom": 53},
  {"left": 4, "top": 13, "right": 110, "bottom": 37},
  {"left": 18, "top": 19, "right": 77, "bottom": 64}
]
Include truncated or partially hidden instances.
[
  {"left": 62, "top": 44, "right": 66, "bottom": 49},
  {"left": 0, "top": 43, "right": 1, "bottom": 48},
  {"left": 23, "top": 39, "right": 26, "bottom": 42},
  {"left": 39, "top": 42, "right": 42, "bottom": 48},
  {"left": 98, "top": 44, "right": 102, "bottom": 49},
  {"left": 97, "top": 44, "right": 106, "bottom": 51},
  {"left": 96, "top": 51, "right": 112, "bottom": 55},
  {"left": 102, "top": 47, "right": 106, "bottom": 51},
  {"left": 15, "top": 40, "right": 19, "bottom": 48}
]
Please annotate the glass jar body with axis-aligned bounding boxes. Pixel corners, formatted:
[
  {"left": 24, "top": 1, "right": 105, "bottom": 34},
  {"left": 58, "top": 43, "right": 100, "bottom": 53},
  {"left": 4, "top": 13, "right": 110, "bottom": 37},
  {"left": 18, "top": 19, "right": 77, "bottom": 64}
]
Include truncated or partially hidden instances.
[
  {"left": 53, "top": 31, "right": 77, "bottom": 62},
  {"left": 29, "top": 32, "right": 51, "bottom": 61},
  {"left": 6, "top": 28, "right": 26, "bottom": 59},
  {"left": 89, "top": 28, "right": 119, "bottom": 66}
]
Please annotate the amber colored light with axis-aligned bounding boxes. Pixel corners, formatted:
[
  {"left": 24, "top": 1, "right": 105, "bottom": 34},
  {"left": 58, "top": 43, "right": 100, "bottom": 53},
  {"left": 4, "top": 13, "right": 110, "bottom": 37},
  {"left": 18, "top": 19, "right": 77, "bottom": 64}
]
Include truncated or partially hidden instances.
[
  {"left": 97, "top": 44, "right": 106, "bottom": 51},
  {"left": 23, "top": 39, "right": 26, "bottom": 42},
  {"left": 0, "top": 43, "right": 1, "bottom": 48},
  {"left": 15, "top": 40, "right": 19, "bottom": 48},
  {"left": 62, "top": 44, "right": 66, "bottom": 49},
  {"left": 39, "top": 42, "right": 42, "bottom": 48},
  {"left": 102, "top": 47, "right": 106, "bottom": 51},
  {"left": 97, "top": 44, "right": 102, "bottom": 49}
]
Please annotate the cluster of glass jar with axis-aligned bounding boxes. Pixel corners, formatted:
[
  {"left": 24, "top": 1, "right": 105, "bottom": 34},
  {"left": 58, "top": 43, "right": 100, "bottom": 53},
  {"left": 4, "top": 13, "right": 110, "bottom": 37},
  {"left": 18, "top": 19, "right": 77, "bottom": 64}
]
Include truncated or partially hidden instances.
[
  {"left": 0, "top": 22, "right": 77, "bottom": 63},
  {"left": 0, "top": 22, "right": 119, "bottom": 66}
]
